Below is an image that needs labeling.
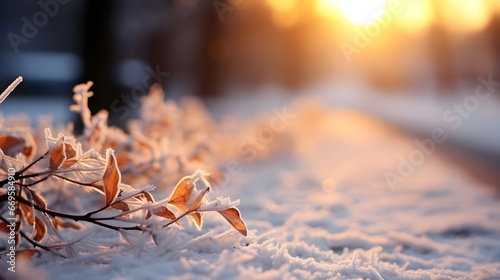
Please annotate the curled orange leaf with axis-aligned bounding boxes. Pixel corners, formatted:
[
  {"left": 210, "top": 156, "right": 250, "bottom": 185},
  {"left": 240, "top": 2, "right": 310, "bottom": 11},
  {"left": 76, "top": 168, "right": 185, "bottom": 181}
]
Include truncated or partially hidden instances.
[
  {"left": 19, "top": 203, "right": 35, "bottom": 226},
  {"left": 168, "top": 177, "right": 194, "bottom": 212},
  {"left": 218, "top": 207, "right": 247, "bottom": 236},
  {"left": 33, "top": 217, "right": 46, "bottom": 242},
  {"left": 111, "top": 201, "right": 130, "bottom": 212},
  {"left": 191, "top": 212, "right": 203, "bottom": 230},
  {"left": 0, "top": 135, "right": 32, "bottom": 157},
  {"left": 31, "top": 191, "right": 47, "bottom": 209},
  {"left": 49, "top": 143, "right": 77, "bottom": 170},
  {"left": 152, "top": 206, "right": 176, "bottom": 220},
  {"left": 143, "top": 192, "right": 155, "bottom": 203},
  {"left": 102, "top": 149, "right": 121, "bottom": 206}
]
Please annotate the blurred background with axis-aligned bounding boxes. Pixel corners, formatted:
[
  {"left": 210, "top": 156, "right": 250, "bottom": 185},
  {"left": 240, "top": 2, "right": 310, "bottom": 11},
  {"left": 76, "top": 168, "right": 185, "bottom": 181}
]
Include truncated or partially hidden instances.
[{"left": 0, "top": 0, "right": 499, "bottom": 182}]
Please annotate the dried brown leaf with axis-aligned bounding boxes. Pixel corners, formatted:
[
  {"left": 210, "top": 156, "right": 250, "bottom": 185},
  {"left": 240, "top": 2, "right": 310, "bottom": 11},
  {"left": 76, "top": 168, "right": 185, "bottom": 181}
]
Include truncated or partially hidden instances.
[
  {"left": 48, "top": 143, "right": 65, "bottom": 170},
  {"left": 152, "top": 206, "right": 176, "bottom": 220},
  {"left": 103, "top": 149, "right": 121, "bottom": 206},
  {"left": 0, "top": 135, "right": 31, "bottom": 157},
  {"left": 64, "top": 143, "right": 76, "bottom": 159},
  {"left": 33, "top": 217, "right": 46, "bottom": 242},
  {"left": 61, "top": 158, "right": 77, "bottom": 169},
  {"left": 22, "top": 146, "right": 33, "bottom": 157},
  {"left": 0, "top": 221, "right": 9, "bottom": 233},
  {"left": 168, "top": 177, "right": 194, "bottom": 212},
  {"left": 144, "top": 192, "right": 155, "bottom": 203},
  {"left": 49, "top": 143, "right": 77, "bottom": 170},
  {"left": 218, "top": 207, "right": 247, "bottom": 236},
  {"left": 0, "top": 135, "right": 23, "bottom": 149},
  {"left": 191, "top": 212, "right": 202, "bottom": 230},
  {"left": 111, "top": 201, "right": 130, "bottom": 212},
  {"left": 19, "top": 203, "right": 35, "bottom": 225},
  {"left": 54, "top": 217, "right": 83, "bottom": 230},
  {"left": 143, "top": 192, "right": 154, "bottom": 220},
  {"left": 31, "top": 191, "right": 47, "bottom": 209}
]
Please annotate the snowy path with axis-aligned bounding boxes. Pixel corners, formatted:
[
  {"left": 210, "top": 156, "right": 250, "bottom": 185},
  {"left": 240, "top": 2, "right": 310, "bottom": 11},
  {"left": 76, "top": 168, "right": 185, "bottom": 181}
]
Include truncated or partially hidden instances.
[
  {"left": 308, "top": 82, "right": 500, "bottom": 186},
  {"left": 6, "top": 101, "right": 499, "bottom": 280},
  {"left": 232, "top": 108, "right": 500, "bottom": 279}
]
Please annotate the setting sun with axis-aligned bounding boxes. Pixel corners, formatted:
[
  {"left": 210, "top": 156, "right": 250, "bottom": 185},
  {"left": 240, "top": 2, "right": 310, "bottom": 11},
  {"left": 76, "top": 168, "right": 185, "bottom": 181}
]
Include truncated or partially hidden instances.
[{"left": 335, "top": 0, "right": 387, "bottom": 25}]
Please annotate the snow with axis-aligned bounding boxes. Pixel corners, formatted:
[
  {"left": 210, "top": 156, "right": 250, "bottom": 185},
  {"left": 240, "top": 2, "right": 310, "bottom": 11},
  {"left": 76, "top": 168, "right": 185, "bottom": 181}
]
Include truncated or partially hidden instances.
[
  {"left": 308, "top": 81, "right": 500, "bottom": 157},
  {"left": 2, "top": 89, "right": 500, "bottom": 280}
]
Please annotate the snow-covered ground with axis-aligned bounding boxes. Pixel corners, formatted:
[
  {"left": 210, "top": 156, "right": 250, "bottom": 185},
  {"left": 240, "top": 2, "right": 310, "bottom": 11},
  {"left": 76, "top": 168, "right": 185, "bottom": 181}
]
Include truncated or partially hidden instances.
[
  {"left": 308, "top": 81, "right": 500, "bottom": 158},
  {"left": 2, "top": 89, "right": 500, "bottom": 280}
]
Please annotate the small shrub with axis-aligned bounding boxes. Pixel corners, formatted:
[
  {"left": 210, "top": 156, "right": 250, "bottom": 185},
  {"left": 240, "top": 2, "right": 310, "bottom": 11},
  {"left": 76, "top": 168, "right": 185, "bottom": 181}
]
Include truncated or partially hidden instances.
[{"left": 0, "top": 79, "right": 247, "bottom": 259}]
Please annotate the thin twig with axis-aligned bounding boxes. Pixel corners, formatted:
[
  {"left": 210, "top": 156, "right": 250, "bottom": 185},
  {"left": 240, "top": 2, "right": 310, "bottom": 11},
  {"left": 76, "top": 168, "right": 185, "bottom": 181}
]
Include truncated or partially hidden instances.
[
  {"left": 1, "top": 194, "right": 142, "bottom": 232},
  {"left": 0, "top": 76, "right": 22, "bottom": 104},
  {"left": 0, "top": 152, "right": 48, "bottom": 188},
  {"left": 15, "top": 151, "right": 49, "bottom": 176},
  {"left": 53, "top": 174, "right": 99, "bottom": 188},
  {"left": 16, "top": 174, "right": 52, "bottom": 187}
]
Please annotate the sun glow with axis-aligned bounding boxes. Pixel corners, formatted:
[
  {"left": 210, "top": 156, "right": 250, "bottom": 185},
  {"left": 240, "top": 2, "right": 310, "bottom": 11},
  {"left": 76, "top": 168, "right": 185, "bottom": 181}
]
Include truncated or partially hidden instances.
[
  {"left": 441, "top": 0, "right": 490, "bottom": 33},
  {"left": 335, "top": 0, "right": 387, "bottom": 26},
  {"left": 276, "top": 0, "right": 496, "bottom": 34},
  {"left": 395, "top": 0, "right": 434, "bottom": 34}
]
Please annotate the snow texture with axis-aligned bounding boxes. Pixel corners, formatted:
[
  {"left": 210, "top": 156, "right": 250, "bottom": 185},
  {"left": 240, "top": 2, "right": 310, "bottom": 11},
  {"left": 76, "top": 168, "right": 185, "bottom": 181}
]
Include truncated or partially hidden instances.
[{"left": 1, "top": 92, "right": 500, "bottom": 280}]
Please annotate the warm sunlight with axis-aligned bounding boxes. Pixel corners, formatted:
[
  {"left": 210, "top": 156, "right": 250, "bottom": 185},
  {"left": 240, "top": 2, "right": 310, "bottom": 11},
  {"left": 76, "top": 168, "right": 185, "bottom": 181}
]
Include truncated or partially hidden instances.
[
  {"left": 441, "top": 0, "right": 490, "bottom": 33},
  {"left": 3, "top": 1, "right": 500, "bottom": 279},
  {"left": 315, "top": 0, "right": 338, "bottom": 19},
  {"left": 395, "top": 0, "right": 434, "bottom": 34},
  {"left": 265, "top": 0, "right": 297, "bottom": 13},
  {"left": 335, "top": 0, "right": 387, "bottom": 25},
  {"left": 265, "top": 0, "right": 300, "bottom": 28}
]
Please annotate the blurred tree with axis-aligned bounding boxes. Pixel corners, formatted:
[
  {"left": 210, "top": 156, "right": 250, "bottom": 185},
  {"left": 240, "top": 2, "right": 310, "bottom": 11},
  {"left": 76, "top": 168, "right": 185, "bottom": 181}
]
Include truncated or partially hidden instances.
[{"left": 82, "top": 0, "right": 123, "bottom": 127}]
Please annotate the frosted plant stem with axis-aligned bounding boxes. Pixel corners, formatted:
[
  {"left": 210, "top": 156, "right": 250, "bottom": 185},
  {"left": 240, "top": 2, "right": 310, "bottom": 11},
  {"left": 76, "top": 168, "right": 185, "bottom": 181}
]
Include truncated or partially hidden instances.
[{"left": 0, "top": 76, "right": 23, "bottom": 104}]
